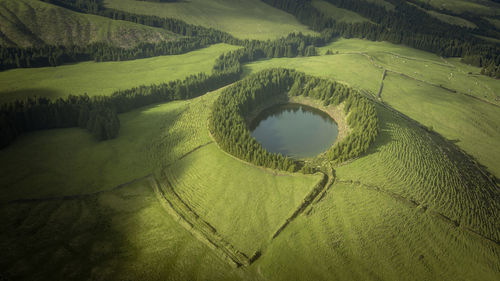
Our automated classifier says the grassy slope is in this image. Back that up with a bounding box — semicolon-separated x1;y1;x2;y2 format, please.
0;86;322;280
335;105;500;241
2;79;498;281
244;53;384;94
485;17;500;29
0;0;178;48
0;89;227;202
366;0;395;10
407;1;477;28
166;143;322;255
311;0;370;23
382;73;500;180
426;10;477;28
256;181;500;281
0;100;188;202
0;178;249;281
103;0;316;40
0;43;240;103
419;0;500;15
244;38;500;177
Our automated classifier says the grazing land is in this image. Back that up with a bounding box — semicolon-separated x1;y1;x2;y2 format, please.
0;0;178;48
0;44;239;103
103;0;316;40
244;38;500;178
418;0;500;15
311;0;370;23
1;1;500;280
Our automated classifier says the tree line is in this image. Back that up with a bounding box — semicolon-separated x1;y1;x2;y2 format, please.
262;0;500;77
0;68;239;148
0;30;324;148
1;0;328;71
209;68;379;173
0;96;120;147
0;38;221;71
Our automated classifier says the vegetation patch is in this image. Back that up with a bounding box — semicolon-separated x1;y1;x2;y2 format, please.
103;0;316;40
0;43;239;102
209;68;378;172
0;0;179;48
335;104;500;243
311;0;370;24
160;143;323;265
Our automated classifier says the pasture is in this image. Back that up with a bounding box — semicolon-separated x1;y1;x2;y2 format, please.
311;0;370;23
421;0;500;15
0;178;247;281
244;38;500;177
0;44;240;103
103;0;316;40
1;1;500;278
2;71;498;281
0;0;178;48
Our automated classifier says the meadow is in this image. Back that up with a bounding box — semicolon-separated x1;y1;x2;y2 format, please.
0;85;324;279
256;180;500;281
1;93;498;281
0;44;240;103
1;1;500;279
103;0;316;40
0;178;247;281
244;38;500;178
421;0;500;15
0;0;178;48
311;0;370;23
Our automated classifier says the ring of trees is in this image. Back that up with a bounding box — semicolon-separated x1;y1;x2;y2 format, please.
209;68;379;173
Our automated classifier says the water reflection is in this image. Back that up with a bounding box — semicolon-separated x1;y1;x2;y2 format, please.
250;103;338;158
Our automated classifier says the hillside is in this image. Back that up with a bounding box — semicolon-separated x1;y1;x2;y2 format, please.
103;0;316;40
0;0;179;48
0;0;500;280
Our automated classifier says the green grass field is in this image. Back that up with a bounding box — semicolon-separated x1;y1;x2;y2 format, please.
0;100;189;202
164;143;323;256
244;38;500;178
244;53;384;94
426;10;477;28
335;105;500;242
311;0;370;23
0;43;240;103
256;181;500;281
1;2;500;279
420;0;500;15
365;0;395;10
0;0;178;48
382;73;500;178
103;0;316;40
2;75;498;281
0;178;247;281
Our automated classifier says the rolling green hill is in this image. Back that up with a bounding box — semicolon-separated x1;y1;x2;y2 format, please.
0;0;179;48
416;0;500;15
1;73;498;280
1;1;500;280
244;38;500;178
0;43;239;103
311;0;371;23
103;0;316;40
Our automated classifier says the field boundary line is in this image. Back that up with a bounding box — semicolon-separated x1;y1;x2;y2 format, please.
271;171;330;239
177;141;214;162
151;176;257;267
4;174;153;205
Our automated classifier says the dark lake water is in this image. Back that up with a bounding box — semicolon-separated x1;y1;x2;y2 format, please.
250;103;338;158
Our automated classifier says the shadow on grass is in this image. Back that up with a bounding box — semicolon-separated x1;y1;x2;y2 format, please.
0;88;65;104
